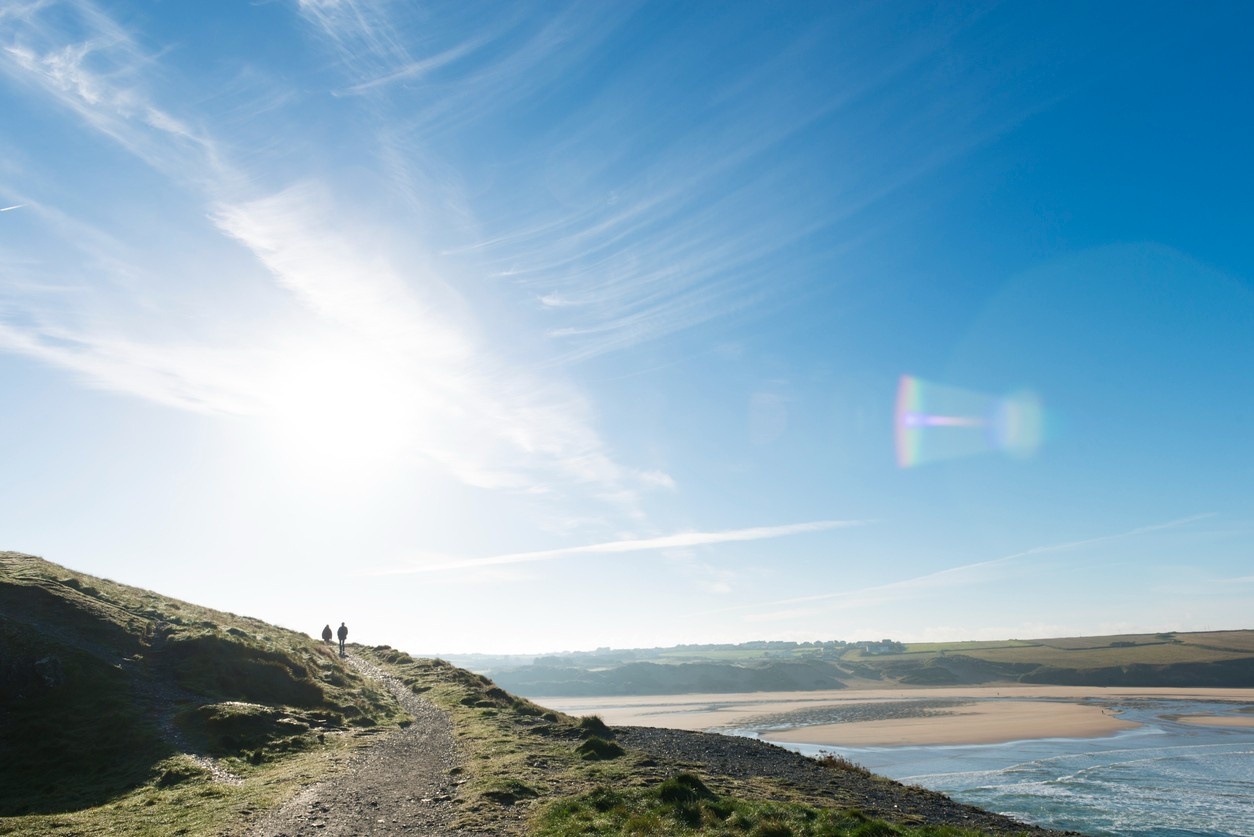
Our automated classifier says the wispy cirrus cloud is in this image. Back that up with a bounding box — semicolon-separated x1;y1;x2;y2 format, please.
0;0;255;413
0;317;261;415
212;182;666;506
290;2;811;362
0;0;220;181
369;519;870;575
405;4;1054;364
0;0;670;520
722;513;1219;620
0;0;1077;545
297;0;636;128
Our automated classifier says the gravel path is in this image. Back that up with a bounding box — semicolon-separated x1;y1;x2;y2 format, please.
243;655;1071;836
245;654;465;836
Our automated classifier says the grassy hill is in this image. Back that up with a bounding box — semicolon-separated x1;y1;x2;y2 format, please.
480;631;1254;696
0;552;411;833
0;552;1077;835
2;549;1068;837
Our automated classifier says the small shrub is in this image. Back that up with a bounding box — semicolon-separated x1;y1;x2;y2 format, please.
586;786;626;813
178;703;318;759
815;751;872;776
577;714;615;740
164;633;324;707
511;698;547;716
575;735;625;760
154;758;209;788
481;778;540;805
657;773;714;805
536;777;929;837
373;647;416;665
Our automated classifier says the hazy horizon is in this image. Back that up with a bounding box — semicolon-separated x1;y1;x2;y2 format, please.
427;628;1249;662
2;2;1252;655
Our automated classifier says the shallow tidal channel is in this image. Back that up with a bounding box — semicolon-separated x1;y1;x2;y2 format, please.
748;700;1254;837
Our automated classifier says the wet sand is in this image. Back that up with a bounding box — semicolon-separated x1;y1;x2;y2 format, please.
538;686;1254;747
760;699;1137;746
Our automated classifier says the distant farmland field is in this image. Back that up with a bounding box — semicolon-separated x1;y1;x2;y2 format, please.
482;630;1254;696
959;643;1245;668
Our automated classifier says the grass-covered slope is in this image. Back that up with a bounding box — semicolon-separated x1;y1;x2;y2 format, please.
852;632;1254;687
499;659;849;696
356;647;1044;836
486;631;1254;696
2;554;1057;836
0;552;405;828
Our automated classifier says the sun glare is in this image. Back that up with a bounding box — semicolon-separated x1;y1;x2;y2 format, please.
260;338;426;479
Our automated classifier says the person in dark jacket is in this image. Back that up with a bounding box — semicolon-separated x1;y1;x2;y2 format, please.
336;622;348;654
321;624;333;644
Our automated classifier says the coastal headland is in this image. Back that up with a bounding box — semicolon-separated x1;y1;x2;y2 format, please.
5;552;1081;836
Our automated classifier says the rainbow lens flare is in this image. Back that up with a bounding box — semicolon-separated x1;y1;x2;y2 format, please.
895;375;1044;467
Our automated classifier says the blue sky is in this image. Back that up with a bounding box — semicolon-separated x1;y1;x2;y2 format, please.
2;0;1251;654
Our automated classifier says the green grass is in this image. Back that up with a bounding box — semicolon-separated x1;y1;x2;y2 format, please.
576;735;626;760
0;734;368;837
357;648;1033;836
357;647;606;831
8;552;1236;835
1181;631;1254;653
962;643;1246;667
900;641;1039;654
711;632;1253;682
654;648;852;665
0;552;411;834
492;630;1254;696
0;633;168;814
533;772;989;837
658;649;785;663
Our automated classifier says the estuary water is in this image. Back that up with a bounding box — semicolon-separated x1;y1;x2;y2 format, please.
758;701;1254;837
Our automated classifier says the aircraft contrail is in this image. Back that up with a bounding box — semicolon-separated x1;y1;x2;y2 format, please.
701;512;1218;617
371;518;872;575
0;204;25;212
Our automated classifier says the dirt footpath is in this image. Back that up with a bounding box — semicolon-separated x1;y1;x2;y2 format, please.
245;655;465;836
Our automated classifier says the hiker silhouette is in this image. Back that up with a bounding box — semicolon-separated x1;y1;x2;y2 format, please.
321;624;333;644
337;622;348;654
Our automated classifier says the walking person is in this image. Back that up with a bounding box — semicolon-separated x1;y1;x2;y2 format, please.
321;624;333;645
337;622;348;655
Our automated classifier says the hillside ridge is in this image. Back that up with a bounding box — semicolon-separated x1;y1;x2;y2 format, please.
3;552;1072;835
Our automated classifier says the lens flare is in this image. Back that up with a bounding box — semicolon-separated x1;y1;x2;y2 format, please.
895;375;1044;467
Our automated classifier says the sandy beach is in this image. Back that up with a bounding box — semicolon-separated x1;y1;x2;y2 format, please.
538;686;1254;747
759;698;1137;746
